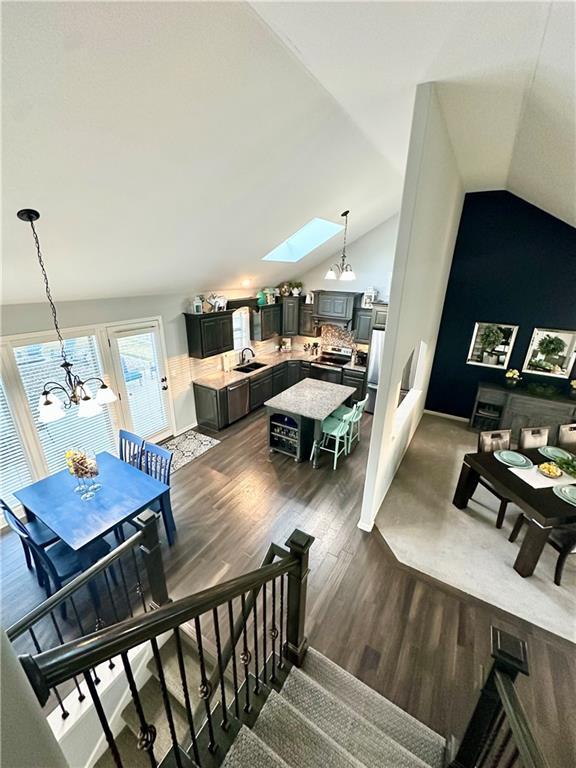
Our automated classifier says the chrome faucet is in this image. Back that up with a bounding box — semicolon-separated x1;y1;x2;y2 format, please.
240;347;255;364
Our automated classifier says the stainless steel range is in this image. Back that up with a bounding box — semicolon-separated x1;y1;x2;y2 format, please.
310;345;353;383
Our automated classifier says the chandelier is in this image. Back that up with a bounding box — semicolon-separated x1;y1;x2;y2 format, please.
17;209;117;423
324;210;356;281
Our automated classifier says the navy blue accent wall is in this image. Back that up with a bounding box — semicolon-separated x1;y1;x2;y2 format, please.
426;191;576;418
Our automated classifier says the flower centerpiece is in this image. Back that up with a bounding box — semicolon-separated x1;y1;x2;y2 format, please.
505;369;521;387
65;449;100;500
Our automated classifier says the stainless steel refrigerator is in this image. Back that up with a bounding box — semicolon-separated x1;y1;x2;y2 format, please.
365;329;385;413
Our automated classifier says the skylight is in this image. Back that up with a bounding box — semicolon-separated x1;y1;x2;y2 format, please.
262;218;343;263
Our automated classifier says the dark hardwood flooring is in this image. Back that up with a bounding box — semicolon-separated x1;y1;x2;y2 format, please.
1;409;574;766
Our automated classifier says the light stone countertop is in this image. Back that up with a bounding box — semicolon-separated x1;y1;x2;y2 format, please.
264;379;356;421
193;350;366;390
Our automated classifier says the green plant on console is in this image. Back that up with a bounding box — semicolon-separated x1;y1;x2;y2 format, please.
479;325;504;352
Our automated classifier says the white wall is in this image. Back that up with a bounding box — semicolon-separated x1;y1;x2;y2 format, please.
359;83;464;531
298;215;399;300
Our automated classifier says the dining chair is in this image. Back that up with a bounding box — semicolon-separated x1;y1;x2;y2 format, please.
558;423;576;451
346;394;369;453
518;426;550;450
2;501;112;615
312;410;355;470
475;429;513;528
1;498;59;574
140;442;176;542
509;515;576;586
119;429;145;467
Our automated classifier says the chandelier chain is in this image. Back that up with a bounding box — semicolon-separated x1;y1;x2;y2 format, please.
29;219;68;366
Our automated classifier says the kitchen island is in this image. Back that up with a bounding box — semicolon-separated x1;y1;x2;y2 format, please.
265;378;356;468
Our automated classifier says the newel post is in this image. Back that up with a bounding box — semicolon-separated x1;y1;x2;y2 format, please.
284;529;315;667
134;510;170;608
450;627;529;768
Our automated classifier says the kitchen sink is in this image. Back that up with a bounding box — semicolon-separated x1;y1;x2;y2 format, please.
234;362;267;373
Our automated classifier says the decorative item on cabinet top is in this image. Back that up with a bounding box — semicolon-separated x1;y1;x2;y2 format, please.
466;321;518;369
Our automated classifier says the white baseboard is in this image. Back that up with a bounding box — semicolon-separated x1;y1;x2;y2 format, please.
423;409;469;423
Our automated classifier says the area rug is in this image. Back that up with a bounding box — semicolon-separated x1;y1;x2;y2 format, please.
161;429;220;472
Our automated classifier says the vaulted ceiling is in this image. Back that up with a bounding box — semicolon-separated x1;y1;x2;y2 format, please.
2;2;574;305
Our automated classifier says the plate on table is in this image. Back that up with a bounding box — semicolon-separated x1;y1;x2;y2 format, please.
494;450;533;469
538;446;574;461
552;485;576;507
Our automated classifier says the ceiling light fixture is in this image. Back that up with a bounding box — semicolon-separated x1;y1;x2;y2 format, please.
324;210;355;281
17;209;117;424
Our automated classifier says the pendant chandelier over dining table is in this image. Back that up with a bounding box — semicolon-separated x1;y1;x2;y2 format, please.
324;210;356;281
17;209;117;423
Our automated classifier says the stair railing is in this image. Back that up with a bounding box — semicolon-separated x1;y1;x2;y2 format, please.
450;626;549;768
18;528;315;768
7;510;168;721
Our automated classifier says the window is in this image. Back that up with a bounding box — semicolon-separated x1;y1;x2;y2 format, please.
13;336;116;474
232;308;251;351
262;218;343;262
0;376;33;507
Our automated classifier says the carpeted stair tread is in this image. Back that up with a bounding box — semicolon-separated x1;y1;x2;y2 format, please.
121;676;190;762
281;666;432;768
146;634;235;718
222;726;290;768
253;690;365;768
302;648;445;768
95;726;149;768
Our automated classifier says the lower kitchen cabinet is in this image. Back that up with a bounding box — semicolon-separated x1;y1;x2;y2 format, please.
299;361;310;380
310;365;342;385
272;364;287;395
193;383;228;430
286;361;300;387
342;369;367;403
250;371;274;410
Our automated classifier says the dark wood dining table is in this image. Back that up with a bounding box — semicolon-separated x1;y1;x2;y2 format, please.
14;451;172;570
453;448;576;577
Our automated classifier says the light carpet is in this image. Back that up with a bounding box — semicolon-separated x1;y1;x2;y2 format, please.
162;428;220;472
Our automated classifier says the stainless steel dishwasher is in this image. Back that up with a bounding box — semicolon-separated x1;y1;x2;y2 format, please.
227;379;250;423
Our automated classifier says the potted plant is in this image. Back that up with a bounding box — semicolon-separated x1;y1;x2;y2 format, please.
479;325;504;365
505;369;521;388
290;281;303;296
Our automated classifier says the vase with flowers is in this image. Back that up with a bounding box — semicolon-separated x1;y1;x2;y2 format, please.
505;369;521;388
66;449;100;500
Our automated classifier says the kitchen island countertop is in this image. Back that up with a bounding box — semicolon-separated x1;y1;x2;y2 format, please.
264;379;356;422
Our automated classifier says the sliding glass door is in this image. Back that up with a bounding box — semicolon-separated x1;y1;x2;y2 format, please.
106;322;171;441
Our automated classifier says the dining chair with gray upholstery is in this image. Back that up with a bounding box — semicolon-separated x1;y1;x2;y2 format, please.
519;426;550;450
475;429;512;528
558;423;576;451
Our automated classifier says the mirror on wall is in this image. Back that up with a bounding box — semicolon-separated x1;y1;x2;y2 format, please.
522;328;576;379
466;322;519;369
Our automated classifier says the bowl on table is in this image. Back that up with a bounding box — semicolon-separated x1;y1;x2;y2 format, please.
537;462;563;479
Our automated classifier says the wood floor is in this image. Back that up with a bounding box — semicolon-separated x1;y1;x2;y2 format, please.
2;409;574;767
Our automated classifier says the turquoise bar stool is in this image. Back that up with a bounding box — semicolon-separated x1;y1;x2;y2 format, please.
345;394;369;452
311;409;355;470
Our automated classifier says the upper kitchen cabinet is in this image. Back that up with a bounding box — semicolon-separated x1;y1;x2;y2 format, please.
352;309;373;344
299;303;319;337
184;311;234;359
251;303;281;341
313;291;362;323
372;302;389;330
282;296;301;336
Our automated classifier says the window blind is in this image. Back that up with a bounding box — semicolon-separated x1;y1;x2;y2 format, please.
13;336;116;475
0;376;33;507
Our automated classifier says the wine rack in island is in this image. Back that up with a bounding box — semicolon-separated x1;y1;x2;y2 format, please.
268;411;314;462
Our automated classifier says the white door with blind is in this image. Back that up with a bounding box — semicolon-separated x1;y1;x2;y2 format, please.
106;322;172;441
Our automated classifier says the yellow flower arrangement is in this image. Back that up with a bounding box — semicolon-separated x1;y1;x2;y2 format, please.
505;369;521;380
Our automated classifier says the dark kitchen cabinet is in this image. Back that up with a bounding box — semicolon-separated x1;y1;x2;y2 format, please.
251;304;281;342
310;365;342;385
193;383;228;430
282;297;301;336
313;291;361;322
250;371;274;411
353;309;373;344
342;369;367;404
272;363;287;395
286;361;301;387
299;303;319;337
185;311;234;359
372;303;389;330
299;361;311;381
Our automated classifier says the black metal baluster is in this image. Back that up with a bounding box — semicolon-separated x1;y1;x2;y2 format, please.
131;549;147;612
503;746;519;768
70;596;101;685
212;606;229;731
478;711;505;768
194;615;216;753
173;628;201;766
103;570;120;624
227;600;240;719
121;652;157;768
270;578;277;682
489;726;512;768
49;612;85;702
117;556;134;618
252;589;260;694
262;582;267;685
84;671;123;768
29;628;69;719
240;593;251;714
150;637;183;768
279;574;285;669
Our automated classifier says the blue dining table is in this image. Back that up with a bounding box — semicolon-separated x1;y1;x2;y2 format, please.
14;451;174;569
